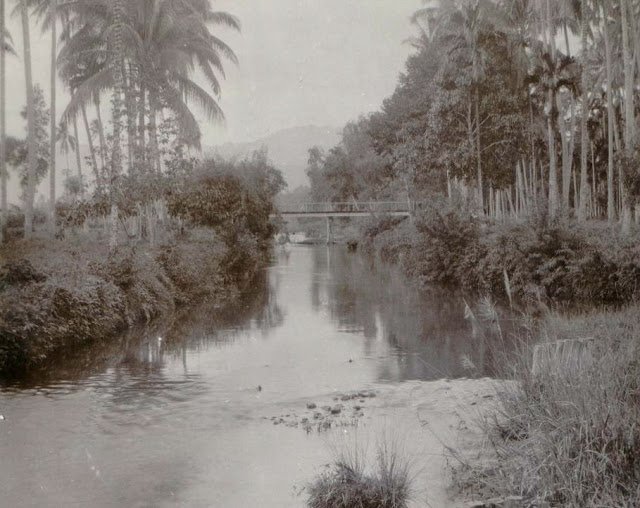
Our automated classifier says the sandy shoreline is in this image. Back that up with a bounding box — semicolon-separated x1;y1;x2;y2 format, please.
267;377;508;507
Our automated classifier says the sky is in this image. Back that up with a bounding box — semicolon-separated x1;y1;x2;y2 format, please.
5;0;422;143
3;0;422;202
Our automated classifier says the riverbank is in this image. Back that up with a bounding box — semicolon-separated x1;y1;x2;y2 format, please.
355;206;640;506
361;202;640;307
292;378;509;507
299;304;640;507
0;228;267;378
447;304;640;507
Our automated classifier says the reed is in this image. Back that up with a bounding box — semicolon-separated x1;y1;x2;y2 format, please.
307;435;414;508
453;305;640;506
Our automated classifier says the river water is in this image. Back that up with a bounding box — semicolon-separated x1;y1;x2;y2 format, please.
0;246;504;507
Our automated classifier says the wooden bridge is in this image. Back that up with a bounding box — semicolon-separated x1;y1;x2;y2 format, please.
276;201;414;218
274;201;415;243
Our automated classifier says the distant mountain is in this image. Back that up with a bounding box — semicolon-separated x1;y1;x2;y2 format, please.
207;125;341;189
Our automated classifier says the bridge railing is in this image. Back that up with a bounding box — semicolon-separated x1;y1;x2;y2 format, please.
295;201;412;214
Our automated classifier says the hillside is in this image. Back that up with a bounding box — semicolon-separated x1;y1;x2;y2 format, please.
208;125;341;189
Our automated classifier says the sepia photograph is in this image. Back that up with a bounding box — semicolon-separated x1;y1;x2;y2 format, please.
1;0;640;506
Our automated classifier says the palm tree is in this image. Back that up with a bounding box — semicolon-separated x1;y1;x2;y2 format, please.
0;0;15;243
620;0;635;231
16;0;38;239
49;0;57;233
0;0;4;243
544;0;560;218
438;0;504;212
56;121;77;179
28;0;62;233
57;17;108;192
527;45;579;219
108;0;125;251
59;0;240;164
601;0;616;221
577;0;591;221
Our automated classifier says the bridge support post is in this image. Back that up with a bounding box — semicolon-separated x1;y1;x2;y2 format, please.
326;217;333;244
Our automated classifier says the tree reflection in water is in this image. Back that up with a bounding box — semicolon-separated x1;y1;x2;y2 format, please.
311;246;517;381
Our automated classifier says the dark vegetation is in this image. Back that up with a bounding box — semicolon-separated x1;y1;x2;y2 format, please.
361;201;640;308
0;154;284;378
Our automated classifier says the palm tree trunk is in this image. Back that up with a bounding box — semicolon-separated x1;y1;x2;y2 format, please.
559;25;573;213
72;116;83;192
123;61;136;175
95;96;107;173
475;87;483;213
621;0;635;232
109;0;126;252
138;79;146;168
148;87;161;173
0;0;6;244
560;97;571;211
48;0;57;235
546;0;559;220
21;0;36;239
81;102;99;190
603;0;616;222
577;0;590;222
547;93;559;219
591;141;597;217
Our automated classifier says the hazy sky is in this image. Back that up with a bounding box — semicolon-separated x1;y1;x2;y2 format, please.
5;0;422;144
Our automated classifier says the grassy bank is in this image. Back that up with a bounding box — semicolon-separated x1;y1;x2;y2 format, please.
452;306;640;506
0;228;266;378
358;204;640;506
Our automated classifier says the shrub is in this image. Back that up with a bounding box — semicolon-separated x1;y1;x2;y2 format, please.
455;307;640;507
362;207;640;307
307;438;413;508
0;259;47;287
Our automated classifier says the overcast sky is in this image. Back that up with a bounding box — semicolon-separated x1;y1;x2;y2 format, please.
5;0;422;144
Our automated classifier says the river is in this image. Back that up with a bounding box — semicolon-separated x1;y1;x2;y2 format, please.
0;245;507;507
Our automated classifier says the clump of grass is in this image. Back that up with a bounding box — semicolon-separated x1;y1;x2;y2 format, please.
454;305;640;507
307;437;413;508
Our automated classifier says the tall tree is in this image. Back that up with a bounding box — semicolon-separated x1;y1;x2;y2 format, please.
108;0;125;251
601;0;616;221
577;0;590;221
49;0;57;232
0;0;12;243
28;0;62;232
17;0;37;239
620;0;635;231
545;0;560;219
439;0;503;212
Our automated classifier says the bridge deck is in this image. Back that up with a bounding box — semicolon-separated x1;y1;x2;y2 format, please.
278;210;411;218
276;201;414;218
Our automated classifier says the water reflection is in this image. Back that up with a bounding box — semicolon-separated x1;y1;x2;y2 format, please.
5;268;282;391
310;247;512;381
0;245;516;508
5;246;510;391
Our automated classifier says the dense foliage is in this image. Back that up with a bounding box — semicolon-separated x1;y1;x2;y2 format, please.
363;202;640;307
308;0;640;229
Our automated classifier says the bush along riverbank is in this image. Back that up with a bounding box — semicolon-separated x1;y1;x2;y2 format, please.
0;229;266;378
0;155;285;379
361;199;640;308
